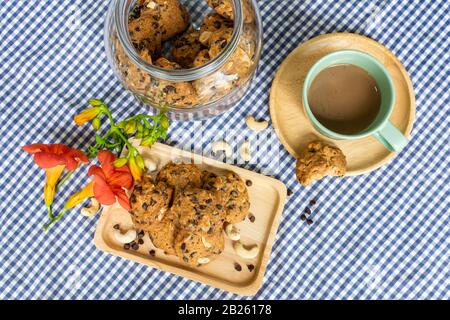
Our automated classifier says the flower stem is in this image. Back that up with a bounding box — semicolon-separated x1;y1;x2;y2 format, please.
56;170;75;191
43;208;67;231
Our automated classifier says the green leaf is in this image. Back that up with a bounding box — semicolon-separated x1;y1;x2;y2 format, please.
95;134;104;146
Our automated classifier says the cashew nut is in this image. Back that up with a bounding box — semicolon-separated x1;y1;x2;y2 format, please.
224;223;240;241
239;140;251;162
199;31;212;45
144;156;158;172
245;116;268;132
212;140;232;157
201;236;212;248
197;257;210;265
113;228;137;244
233;241;259;259
80;198;100;217
146;1;157;9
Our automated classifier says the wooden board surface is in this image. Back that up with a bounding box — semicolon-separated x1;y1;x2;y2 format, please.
270;32;416;175
94;142;287;296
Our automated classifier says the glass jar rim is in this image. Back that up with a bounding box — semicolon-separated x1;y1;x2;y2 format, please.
114;0;244;82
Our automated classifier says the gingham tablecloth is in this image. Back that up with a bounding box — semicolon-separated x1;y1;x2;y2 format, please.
0;0;449;300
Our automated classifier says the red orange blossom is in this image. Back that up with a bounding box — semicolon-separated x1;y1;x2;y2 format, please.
22;144;89;207
44;151;134;230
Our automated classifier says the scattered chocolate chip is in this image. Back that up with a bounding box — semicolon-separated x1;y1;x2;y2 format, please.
248;213;255;223
234;262;242;272
138;230;145;238
138;238;144;245
304;207;311;215
113;224;120;230
300;214;306;221
149;249;156;257
247;264;255;272
287;189;293;196
132;243;139;250
309;199;317;206
245;180;252;187
124;243;130;250
306;219;314;225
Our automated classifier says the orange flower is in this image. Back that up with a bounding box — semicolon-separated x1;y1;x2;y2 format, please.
87;151;133;210
74;107;101;126
22;144;89;206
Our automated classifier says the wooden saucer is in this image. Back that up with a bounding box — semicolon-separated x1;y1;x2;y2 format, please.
269;33;415;175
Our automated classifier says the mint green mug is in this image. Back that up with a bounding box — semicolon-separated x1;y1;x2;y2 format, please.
302;50;408;152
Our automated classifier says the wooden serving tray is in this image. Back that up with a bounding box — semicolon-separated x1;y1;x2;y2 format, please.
94;142;287;296
270;33;416;175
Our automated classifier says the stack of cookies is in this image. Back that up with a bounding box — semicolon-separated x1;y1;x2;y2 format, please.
129;162;250;266
116;0;256;106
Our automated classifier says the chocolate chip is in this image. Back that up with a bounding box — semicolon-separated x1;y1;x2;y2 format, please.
304;207;311;215
245;180;252;186
181;243;187;252
247;264;255;272
113;224;120;230
132;243;139;250
248;213;255;223
205;198;212;204
287;189;293;196
234;262;242;272
300;214;306;221
306;219;314;225
309;199;317;206
207;226;214;234
142;202;148;210
138;230;145;238
199;205;207;210
138;239;144;245
124;243;130;250
149;249;156;256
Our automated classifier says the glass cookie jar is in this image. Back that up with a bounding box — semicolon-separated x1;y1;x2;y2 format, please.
104;0;263;120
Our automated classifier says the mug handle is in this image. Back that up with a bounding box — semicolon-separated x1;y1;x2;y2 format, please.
373;120;408;152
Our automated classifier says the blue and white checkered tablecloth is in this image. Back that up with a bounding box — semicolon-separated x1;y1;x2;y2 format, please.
0;0;449;300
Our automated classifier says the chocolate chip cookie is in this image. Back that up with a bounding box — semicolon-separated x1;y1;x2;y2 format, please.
153;57;199;106
171;187;225;232
146;210;178;255
203;170;250;224
296;141;347;186
129;176;174;228
156;161;203;189
171;29;205;68
174;228;224;266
